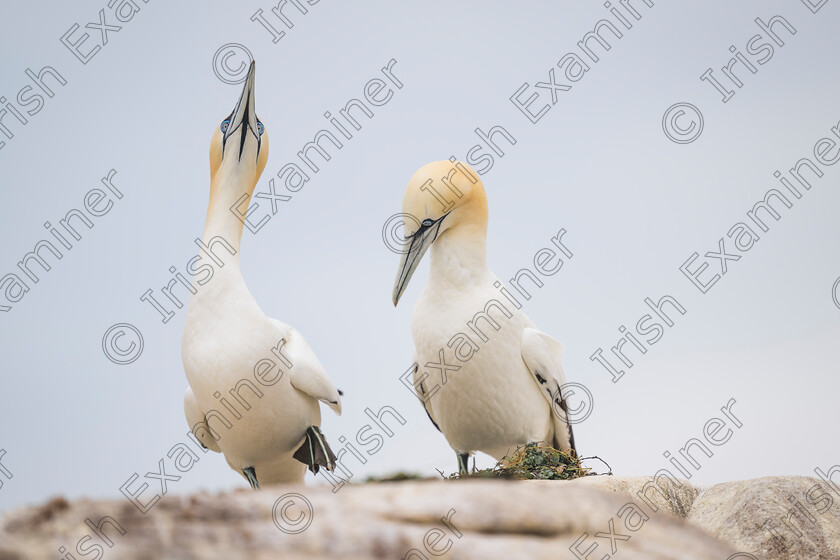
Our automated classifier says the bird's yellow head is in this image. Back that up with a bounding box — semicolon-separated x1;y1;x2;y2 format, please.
209;61;269;194
392;160;487;305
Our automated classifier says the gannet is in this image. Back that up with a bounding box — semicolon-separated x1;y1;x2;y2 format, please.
181;62;342;488
392;161;577;473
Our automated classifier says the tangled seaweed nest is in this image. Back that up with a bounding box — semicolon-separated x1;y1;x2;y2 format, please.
364;445;610;484
496;444;591;480
451;444;608;481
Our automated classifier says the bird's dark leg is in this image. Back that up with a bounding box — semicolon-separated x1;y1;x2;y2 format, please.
456;452;470;475
292;426;338;475
243;466;260;490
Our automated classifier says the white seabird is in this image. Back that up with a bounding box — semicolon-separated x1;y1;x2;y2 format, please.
392;160;577;473
182;62;342;488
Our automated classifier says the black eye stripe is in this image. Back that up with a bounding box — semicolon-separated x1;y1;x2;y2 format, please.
219;110;263;161
413;218;436;237
413;214;449;237
221;111;234;151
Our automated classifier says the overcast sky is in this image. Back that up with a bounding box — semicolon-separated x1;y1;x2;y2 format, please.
1;0;839;514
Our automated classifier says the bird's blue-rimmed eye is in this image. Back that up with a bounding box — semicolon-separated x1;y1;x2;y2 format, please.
257;120;265;136
421;219;434;227
220;119;230;133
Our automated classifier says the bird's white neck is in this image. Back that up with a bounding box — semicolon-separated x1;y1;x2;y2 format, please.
203;166;259;256
428;224;491;288
202;191;248;256
193;173;257;297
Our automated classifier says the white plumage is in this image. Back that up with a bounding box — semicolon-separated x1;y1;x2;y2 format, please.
181;62;341;488
393;161;575;471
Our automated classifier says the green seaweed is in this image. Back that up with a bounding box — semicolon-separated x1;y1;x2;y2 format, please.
452;444;593;481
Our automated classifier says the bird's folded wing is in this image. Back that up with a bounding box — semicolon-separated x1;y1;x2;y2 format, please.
273;321;342;415
520;328;576;453
184;386;221;452
412;362;442;433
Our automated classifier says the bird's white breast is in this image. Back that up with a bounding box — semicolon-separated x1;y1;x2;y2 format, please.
412;279;552;458
181;275;318;470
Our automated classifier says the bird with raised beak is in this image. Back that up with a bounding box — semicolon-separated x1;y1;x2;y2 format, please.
181;62;342;489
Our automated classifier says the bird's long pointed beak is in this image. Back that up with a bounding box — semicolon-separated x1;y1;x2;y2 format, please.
392;220;443;306
224;61;259;159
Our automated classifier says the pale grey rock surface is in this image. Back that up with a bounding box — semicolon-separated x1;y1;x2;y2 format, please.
564;474;702;517
0;478;737;560
687;475;840;560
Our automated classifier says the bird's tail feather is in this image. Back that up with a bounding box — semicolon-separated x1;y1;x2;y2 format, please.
293;426;337;475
